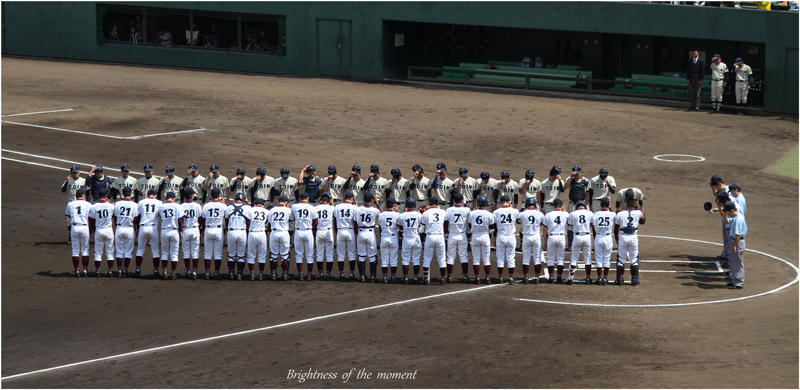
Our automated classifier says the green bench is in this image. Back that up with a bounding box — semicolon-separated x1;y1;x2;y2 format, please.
439;66;577;88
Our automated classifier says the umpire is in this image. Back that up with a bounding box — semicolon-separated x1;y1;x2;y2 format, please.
86;165;113;203
686;50;705;111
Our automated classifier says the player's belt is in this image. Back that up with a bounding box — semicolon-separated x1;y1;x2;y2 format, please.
72;223;87;226
140;224;155;226
185;225;199;229
297;228;312;231
249;229;265;233
426;233;443;236
359;227;374;231
596;233;610;236
549;233;564;236
206;225;222;228
574;232;590;236
317;227;331;231
228;228;246;231
522;233;539;236
713;79;723;81
338;226;353;230
162;227;177;230
545;202;554;205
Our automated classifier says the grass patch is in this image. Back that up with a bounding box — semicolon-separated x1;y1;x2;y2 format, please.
764;145;799;179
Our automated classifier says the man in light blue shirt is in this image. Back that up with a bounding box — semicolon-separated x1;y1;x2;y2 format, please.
724;202;747;289
728;183;746;217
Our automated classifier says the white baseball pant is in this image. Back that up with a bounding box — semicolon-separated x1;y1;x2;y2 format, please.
495;234;517;268
423;234;446;268
357;228;377;263
136;226;160;258
617;234;639;267
269;230;290;262
735;81;748;104
71;225;90;257
93;227;114;261
203;227;224;260
711;79;724;102
547;234;566;266
227;230;247;263
181;228;200;260
471;233;491;266
570;233;592;266
315;228;335;263
160;229;180;262
401;236;422;266
114;227;135;259
336;228;356;262
521;233;542;265
594;234;613;268
380;235;399;267
293;229;315;264
247;231;268;264
446;232;468;265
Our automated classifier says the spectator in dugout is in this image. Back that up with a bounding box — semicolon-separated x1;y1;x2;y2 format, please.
157;27;173;46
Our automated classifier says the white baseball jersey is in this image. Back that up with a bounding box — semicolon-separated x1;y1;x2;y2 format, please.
110;175;137;198
66;199;92;225
432;177;456;204
159;176;183;200
229;176;253;198
542;210;569;235
246;206;268;232
446;206;470;234
592;210;615;235
457;177;480;204
321;175;348;202
410;176;430;202
206;175;230;195
616;187;644;209
710;62;728;80
567;208;594;234
334;203;358;229
136;176;160;198
421;207;447;234
589;175;616;200
346;178;367;205
181;201;202;228
315;204;335;230
388;178;410;204
519;178;542;203
138;197;163;226
182;175;206;202
540;178;563;203
63;177;87;203
493;207;519;235
251;176;276;202
468;209;495;235
290;202;317;229
201;200;226;227
366;176;391;205
355;205;380;228
378;211;400;237
267;205;291;231
518;208;544;235
497;180;520;203
158;201;183;230
615;209;644;234
113;199;139;228
477;178;499;205
225;202;251;230
89;201;115;229
398;210;423;238
276;177;299;201
734;64;752;82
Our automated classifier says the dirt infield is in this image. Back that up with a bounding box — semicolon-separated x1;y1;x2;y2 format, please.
2;57;798;388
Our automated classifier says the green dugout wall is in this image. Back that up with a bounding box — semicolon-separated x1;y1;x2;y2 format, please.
2;2;797;113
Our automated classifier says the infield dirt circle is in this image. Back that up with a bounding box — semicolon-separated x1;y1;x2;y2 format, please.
2;58;797;388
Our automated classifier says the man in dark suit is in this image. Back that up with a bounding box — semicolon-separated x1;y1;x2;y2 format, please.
686;50;705;111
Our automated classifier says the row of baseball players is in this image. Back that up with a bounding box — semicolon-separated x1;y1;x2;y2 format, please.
709;175;748;289
65;179;646;285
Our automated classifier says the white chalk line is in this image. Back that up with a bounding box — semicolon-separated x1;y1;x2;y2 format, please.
1;157;71;172
0;283;504;381
1;108;74;117
653;154;706;162
515;235;799;308
1;150;160;179
1;120;210;140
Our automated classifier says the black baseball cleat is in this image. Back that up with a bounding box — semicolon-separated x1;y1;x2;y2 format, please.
728;284;743;289
135;270;142;277
96;270;102;278
585;277;593;285
412;277;420;285
615;277;624;286
153;269;159;276
474;277;481;285
531;277;540;284
424;278;430;286
595;278;603;285
271;273;277;281
522;277;529;284
403;277;410;285
282;273;289;281
307;274;313;281
191;272;197;280
382;277;388;284
75;270;81;278
229;272;235;280
171;273;177;280
485;277;491;285
631;276;640;286
462;276;469;284
439;278;445;285
107;271;113;278
566;278;573;285
82;270;89;277
359;275;366;283
446;276;453;284
508;277;514;284
370;276;377;283
548;277;555;284
390;277;398;284
556;276;563;284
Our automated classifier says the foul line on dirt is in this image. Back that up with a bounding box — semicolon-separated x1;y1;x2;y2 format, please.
1;150;159;179
0;283;504;381
515;235;799;308
1;108;74;117
1;120;210;140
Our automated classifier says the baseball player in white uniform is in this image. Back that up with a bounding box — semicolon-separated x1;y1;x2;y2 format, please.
249;166;276;208
246;199;269;280
66;189;92;277
89;189;115;277
408;164;431;208
113;187;139;277
542;198;569;283
290;192;318;281
109;164;137;201
377;197;400;283
314;193;336;280
364;164;390;210
420;196;448;285
136;189;162;277
445;193;470;282
455;167;481;210
496;171;520;209
540;166;565;214
135;163;159;203
276;167;300;236
267;196;292;280
733;57;753;115
430;162;456;210
567;201;593;284
321;165;348;206
355;192;381;282
201;188;227;279
229;167;252;203
397;198;423;284
180;164;206;204
588;168;616;212
343;165;367;206
476;171;499;211
493;195;519;283
334;192;358;280
226;193;251;280
616;188;644;212
158;191;183;279
62;165;87;244
468;196;495;284
591;198;615;285
518;197;544;283
203;164;229;204
158;166;182;201
388;167;410;207
519;169;542;211
181;188;202;280
614;197;647;285
709;54;728;113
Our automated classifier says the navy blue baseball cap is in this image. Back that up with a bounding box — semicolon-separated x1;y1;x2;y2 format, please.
122;187;133;196
344;192;354;200
234;193;245;201
572;165;581;173
386;197;396;208
436;162;446;171
120;164;130;172
723;201;737;211
307;165;316;172
278;195;289;203
405;197;417;208
236;167;245;175
254;199;265;205
364;192;374;202
280;167;289;178
453;193;464;203
736;57;743;64
166;191;176;199
429;195;439;203
352;164;361;174
370;164;379;173
476;196;488;207
98;188;108;197
95;165;104;172
525;197;537;208
70;165;80;173
391;167;401;178
728;183;741;191
210;164;220;173
499;195;510;202
189;163;198;172
298;192;309;199
257;166;267;176
553;198;563;206
599;167;609;178
76;188;86;197
412;164;422;173
144;163;154;172
328;165;337;175
210;188;221;197
480;171;490;180
165;165;175;174
459;167;468;178
525;169;535;180
183;187;195;196
600;198;610;208
500;170;510;179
